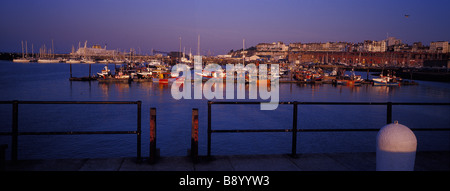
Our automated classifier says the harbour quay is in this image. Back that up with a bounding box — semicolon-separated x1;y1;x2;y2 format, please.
1;100;449;171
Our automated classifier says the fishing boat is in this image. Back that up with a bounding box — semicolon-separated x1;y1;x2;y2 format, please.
195;69;226;79
137;70;153;79
81;58;96;64
332;68;363;86
37;58;60;63
38;40;60;63
97;65;111;78
13;41;31;63
66;58;81;63
13;58;30;63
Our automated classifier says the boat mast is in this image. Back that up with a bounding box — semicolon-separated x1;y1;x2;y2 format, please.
51;39;54;58
179;36;182;62
21;41;24;58
242;38;245;65
197;35;200;56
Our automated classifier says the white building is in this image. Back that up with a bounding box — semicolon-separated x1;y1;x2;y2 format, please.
70;42;116;57
386;37;402;47
217;54;232;58
256;42;288;52
246;55;261;61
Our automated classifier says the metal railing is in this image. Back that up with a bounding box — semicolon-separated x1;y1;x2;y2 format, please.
0;100;142;162
207;101;450;157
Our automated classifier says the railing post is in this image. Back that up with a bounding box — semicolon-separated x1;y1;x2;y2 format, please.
136;101;141;162
191;108;199;163
207;101;212;157
387;102;392;124
0;144;7;171
12;100;18;162
292;101;298;157
149;107;157;164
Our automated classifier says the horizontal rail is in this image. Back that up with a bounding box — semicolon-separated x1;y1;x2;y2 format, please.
208;101;450;106
0;101;139;104
0;100;142;162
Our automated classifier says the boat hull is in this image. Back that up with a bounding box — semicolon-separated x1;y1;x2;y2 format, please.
66;60;81;64
13;59;30;63
38;59;60;63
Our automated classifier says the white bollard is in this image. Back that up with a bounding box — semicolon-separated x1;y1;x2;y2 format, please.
376;121;417;171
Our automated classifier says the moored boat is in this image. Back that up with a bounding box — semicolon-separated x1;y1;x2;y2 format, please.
372;74;400;86
37;58;60;63
66;58;81;64
97;65;112;78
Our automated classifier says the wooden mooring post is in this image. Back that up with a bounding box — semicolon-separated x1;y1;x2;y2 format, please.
149;108;157;164
191;108;199;163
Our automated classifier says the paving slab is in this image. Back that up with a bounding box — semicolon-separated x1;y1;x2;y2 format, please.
118;157;155;171
227;154;299;171
193;156;234;171
324;152;376;171
150;156;194;171
79;158;124;171
4;151;449;171
414;151;450;171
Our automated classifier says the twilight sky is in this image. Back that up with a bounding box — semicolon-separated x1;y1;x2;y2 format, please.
1;0;449;55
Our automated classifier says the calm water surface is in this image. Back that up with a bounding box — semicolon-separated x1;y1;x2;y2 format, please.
0;60;449;159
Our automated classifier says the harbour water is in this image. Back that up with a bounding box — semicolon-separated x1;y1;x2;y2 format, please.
0;60;449;160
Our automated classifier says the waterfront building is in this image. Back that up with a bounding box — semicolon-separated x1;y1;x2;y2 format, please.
256;42;289;52
429;41;449;53
70;42;116;57
386;37;402;47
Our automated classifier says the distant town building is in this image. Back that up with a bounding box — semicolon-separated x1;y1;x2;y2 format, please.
70;43;116;57
363;40;386;52
288;42;348;52
256;42;288;52
429;41;449;53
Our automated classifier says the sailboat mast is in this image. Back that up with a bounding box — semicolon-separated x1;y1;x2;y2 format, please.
179;37;182;61
21;41;24;58
51;39;54;58
242;38;245;65
197;35;200;56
